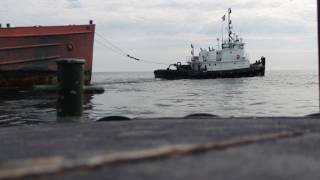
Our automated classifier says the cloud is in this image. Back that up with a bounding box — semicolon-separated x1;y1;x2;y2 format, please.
0;0;317;71
66;0;82;8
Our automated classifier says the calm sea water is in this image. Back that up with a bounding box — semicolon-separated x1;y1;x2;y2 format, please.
0;70;318;126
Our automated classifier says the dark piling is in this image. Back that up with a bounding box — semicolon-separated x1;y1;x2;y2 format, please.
56;59;85;122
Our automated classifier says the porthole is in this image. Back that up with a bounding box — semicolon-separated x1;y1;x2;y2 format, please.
67;42;74;51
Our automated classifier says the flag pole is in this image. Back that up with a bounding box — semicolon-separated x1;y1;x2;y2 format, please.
221;20;223;48
317;0;320;112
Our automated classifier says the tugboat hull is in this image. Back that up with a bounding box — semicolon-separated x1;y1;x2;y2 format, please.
154;59;265;80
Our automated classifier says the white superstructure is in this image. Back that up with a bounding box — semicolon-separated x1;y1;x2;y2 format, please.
188;8;250;72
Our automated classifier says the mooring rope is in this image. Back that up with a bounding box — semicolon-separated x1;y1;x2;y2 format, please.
96;32;128;56
95;32;168;65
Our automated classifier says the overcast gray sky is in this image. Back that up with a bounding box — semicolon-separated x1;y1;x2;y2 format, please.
0;0;317;72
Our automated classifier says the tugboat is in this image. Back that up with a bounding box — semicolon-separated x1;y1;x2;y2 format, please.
154;8;265;80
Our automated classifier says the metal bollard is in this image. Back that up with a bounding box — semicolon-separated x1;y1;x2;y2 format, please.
56;59;85;122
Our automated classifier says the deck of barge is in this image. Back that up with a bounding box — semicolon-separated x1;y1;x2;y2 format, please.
0;116;320;180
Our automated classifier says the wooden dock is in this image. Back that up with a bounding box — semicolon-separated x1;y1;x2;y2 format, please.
0;116;320;179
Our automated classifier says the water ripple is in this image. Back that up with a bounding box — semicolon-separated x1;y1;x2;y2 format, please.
0;70;318;127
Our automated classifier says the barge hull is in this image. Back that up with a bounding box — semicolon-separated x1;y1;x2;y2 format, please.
0;71;92;87
0;24;95;87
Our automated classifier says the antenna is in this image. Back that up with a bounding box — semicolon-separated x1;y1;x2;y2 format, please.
191;44;194;56
228;8;232;43
217;38;220;50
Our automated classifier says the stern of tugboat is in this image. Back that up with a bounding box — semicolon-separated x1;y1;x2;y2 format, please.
250;56;266;76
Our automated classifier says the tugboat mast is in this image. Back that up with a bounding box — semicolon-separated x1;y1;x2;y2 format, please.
228;8;232;43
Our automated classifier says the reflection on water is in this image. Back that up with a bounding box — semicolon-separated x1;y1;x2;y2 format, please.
0;91;56;126
0;70;319;127
0;91;94;127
